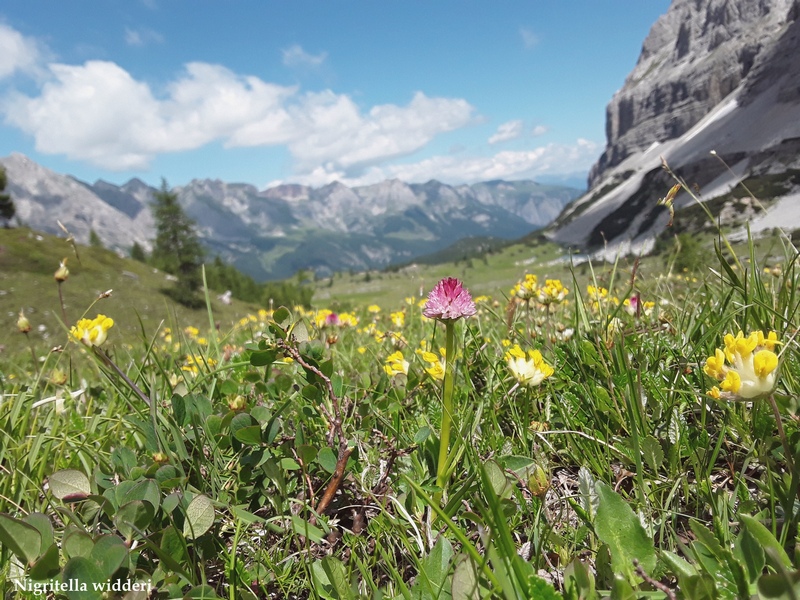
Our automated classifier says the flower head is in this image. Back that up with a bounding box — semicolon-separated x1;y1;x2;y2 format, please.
70;314;114;347
505;345;554;387
511;274;538;300
537;279;568;305
54;258;69;282
704;330;780;400
383;351;409;377
422;277;477;322
17;309;31;334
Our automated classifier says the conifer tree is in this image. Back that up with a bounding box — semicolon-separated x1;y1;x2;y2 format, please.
150;180;204;307
0;167;16;227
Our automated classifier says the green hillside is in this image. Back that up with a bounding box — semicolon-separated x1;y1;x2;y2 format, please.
0;227;265;360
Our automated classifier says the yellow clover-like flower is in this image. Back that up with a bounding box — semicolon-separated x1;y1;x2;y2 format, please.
512;274;539;300
505;345;554;387
704;330;780;400
383;351;409;377
537;279;569;305
70;314;114;347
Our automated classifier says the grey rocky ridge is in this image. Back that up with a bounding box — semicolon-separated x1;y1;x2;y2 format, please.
0;152;579;280
551;0;800;253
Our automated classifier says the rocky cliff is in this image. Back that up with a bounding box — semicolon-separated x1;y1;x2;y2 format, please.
590;0;793;187
553;0;800;251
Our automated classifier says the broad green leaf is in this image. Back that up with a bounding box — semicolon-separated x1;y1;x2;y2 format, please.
297;444;318;465
451;555;479;600
564;559;595;600
594;481;656;581
161;525;188;564
321;556;354;600
421;536;454;594
734;527;765;584
63;528;94;559
219;378;238;395
273;307;291;328
484;459;512;499
740;514;792;569
610;575;636;600
24;512;54;550
290;319;309;343
90;535;128;578
230;413;261;445
62;557;105;600
119;478;161;512
114;500;155;541
311;560;338;600
183;584;220;598
290;515;326;543
111;447;137;477
758;570;800;599
318;447;338;474
49;469;91;500
414;426;432;444
183;494;215;539
28;542;61;580
249;348;277;367
0;513;42;564
233;425;263;445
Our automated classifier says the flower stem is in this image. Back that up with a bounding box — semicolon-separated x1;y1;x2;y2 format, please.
767;393;794;474
435;321;456;505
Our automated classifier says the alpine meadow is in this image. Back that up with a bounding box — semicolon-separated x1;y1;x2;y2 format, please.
4;1;800;599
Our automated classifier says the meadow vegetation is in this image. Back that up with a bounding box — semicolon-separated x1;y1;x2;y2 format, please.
2;178;800;599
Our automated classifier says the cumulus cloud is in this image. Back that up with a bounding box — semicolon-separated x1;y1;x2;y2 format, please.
488;120;524;144
124;27;164;47
0;23;45;80
531;124;548;136
281;44;327;68
3;54;475;173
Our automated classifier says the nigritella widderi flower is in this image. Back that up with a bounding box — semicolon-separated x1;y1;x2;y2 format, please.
704;330;780;400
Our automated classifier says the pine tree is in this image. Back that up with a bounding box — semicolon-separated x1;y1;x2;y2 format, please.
130;241;147;262
150;180;204;307
0;167;16;227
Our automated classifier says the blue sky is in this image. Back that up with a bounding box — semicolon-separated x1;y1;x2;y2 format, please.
0;1;670;190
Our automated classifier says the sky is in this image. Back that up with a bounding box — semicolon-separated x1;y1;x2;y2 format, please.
0;1;671;190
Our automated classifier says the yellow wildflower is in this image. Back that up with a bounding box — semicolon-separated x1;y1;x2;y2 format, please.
537;279;568;305
506;348;554;387
512;274;538;300
384;351;409;377
390;311;405;329
704;330;780;400
70;314;114;347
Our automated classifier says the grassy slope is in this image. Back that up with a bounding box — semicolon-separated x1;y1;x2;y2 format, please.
0;227;264;361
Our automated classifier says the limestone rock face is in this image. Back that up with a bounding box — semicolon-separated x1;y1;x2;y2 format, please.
589;0;793;188
552;0;800;252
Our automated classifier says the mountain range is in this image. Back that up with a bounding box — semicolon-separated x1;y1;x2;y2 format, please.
0;152;579;280
551;0;800;254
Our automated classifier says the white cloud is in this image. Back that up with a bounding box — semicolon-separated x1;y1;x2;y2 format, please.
3;54;475;173
488;119;524;144
281;44;327;68
532;124;548;136
292;139;602;187
124;27;164;47
520;27;539;49
0;23;45;80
